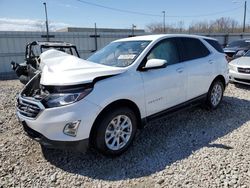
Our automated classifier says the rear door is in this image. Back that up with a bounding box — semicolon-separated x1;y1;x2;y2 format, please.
177;37;214;100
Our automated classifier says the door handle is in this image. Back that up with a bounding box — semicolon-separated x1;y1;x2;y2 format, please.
209;60;214;64
176;67;184;73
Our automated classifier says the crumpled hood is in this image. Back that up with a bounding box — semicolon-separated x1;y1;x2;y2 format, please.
230;56;250;67
39;49;126;86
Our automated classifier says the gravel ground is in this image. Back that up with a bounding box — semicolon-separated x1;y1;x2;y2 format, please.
0;80;250;188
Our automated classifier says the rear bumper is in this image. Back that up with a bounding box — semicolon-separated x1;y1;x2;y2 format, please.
22;121;89;152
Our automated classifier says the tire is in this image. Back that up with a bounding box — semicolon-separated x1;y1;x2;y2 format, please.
94;107;137;156
206;80;224;109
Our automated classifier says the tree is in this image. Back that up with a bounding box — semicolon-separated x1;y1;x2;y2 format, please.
146;21;185;33
146;17;247;34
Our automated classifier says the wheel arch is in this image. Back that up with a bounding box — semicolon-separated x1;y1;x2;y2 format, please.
206;74;226;109
89;99;143;145
211;75;226;89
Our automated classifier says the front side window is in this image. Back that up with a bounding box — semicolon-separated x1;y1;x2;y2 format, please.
87;41;151;67
147;39;180;65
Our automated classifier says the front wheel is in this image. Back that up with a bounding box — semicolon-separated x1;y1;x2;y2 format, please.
94;107;137;156
206;80;224;109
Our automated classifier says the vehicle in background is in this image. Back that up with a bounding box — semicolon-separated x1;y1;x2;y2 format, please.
16;34;229;156
224;39;250;61
11;41;80;84
229;50;250;85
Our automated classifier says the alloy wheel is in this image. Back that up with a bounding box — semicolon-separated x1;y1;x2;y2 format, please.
104;115;132;151
210;83;223;107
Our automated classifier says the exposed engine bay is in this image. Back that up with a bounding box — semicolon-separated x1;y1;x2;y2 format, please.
21;73;92;100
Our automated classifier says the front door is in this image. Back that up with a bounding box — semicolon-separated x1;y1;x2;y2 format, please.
140;38;187;116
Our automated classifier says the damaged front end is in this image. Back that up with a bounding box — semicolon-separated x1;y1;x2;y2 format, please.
17;73;46;119
17;73;92;152
16;48;125;120
17;73;93;119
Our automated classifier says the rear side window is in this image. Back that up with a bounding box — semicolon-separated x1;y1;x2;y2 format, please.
205;39;224;53
181;38;210;61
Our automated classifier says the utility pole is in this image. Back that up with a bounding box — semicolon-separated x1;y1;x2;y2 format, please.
243;1;247;32
162;11;166;33
43;2;49;41
94;23;98;51
131;24;136;36
90;23;100;52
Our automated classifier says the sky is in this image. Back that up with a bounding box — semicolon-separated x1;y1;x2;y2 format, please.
0;0;249;31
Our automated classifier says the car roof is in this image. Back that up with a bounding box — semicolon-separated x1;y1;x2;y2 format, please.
230;38;250;42
28;41;76;47
114;34;218;43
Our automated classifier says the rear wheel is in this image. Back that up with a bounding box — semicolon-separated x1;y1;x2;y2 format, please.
94;107;137;156
206;80;224;109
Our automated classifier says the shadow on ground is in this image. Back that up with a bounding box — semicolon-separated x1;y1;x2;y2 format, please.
234;83;250;90
42;96;250;181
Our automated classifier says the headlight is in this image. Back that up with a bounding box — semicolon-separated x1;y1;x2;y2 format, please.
228;63;237;71
42;88;92;108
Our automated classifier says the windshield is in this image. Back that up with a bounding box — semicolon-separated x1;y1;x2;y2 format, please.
244;50;250;57
41;46;77;56
227;40;250;48
87;41;151;67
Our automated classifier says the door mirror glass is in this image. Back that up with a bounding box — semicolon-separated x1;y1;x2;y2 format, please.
143;59;167;70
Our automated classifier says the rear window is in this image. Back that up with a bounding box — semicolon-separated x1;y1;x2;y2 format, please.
181;38;210;61
205;39;224;53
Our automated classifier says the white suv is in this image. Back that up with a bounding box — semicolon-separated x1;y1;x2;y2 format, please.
17;34;229;156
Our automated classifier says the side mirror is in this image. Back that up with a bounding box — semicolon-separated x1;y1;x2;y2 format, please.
143;59;167;70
